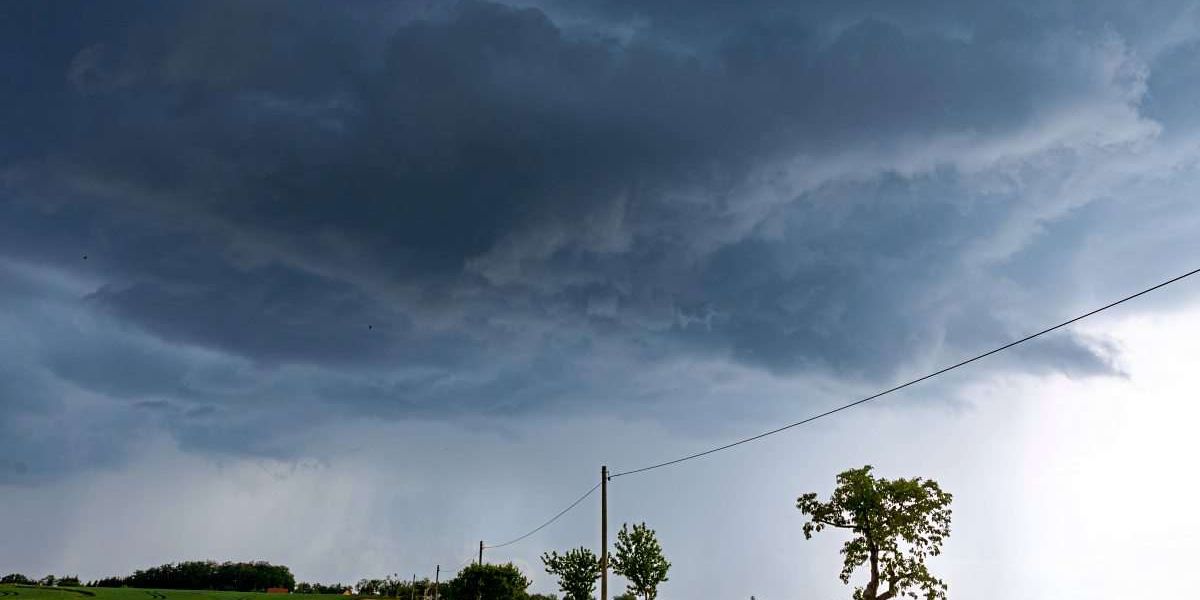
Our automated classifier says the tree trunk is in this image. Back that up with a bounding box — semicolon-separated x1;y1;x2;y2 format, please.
865;546;880;599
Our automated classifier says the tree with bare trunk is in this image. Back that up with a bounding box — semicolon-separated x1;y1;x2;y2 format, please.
797;465;952;600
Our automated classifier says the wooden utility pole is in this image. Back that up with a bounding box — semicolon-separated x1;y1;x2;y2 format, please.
477;541;484;600
409;574;415;600
601;464;609;600
433;565;439;600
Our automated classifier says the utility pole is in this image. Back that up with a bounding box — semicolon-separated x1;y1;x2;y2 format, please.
409;574;415;600
433;565;439;600
601;464;608;600
478;540;484;565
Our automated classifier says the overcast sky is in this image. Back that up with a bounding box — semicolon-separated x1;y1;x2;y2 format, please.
3;1;1200;598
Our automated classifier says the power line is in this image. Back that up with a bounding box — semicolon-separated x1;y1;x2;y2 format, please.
609;265;1200;478
482;265;1200;547
449;555;475;574
483;482;601;549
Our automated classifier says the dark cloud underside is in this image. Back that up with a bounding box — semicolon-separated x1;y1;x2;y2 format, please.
3;0;1197;483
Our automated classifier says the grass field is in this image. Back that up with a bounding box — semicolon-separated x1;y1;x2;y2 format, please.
0;587;348;600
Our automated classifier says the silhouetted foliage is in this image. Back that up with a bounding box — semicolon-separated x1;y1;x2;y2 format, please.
610;523;670;600
1;574;32;584
87;561;294;592
295;582;353;594
87;577;126;588
399;578;436;600
358;576;406;597
356;579;383;596
798;465;953;600
442;563;530;600
58;576;81;587
541;547;600;600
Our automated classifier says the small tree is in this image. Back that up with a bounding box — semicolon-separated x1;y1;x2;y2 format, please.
379;574;401;598
357;578;384;595
541;547;600;600
610;522;670;600
797;465;953;600
443;563;530;600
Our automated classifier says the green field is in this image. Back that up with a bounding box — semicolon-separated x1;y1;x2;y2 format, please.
0;587;349;600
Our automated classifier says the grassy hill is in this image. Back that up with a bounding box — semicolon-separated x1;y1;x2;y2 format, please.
0;587;348;600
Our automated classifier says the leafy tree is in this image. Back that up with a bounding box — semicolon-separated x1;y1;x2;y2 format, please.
357;578;384;595
102;561;294;592
378;574;402;597
296;582;352;594
442;563;530;600
58;576;81;587
39;575;57;587
797;465;953;600
541;547;600;600
610;523;670;600
392;578;434;600
1;574;31;584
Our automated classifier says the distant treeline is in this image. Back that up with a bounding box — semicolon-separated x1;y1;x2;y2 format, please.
87;561;294;592
294;582;351;594
7;562;561;599
2;574;81;586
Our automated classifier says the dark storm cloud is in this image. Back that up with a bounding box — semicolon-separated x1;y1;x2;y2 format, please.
1;0;1191;478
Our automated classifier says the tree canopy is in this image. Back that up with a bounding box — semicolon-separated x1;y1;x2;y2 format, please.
87;561;295;592
541;547;600;600
610;522;670;600
294;582;352;594
797;465;953;600
442;563;530;600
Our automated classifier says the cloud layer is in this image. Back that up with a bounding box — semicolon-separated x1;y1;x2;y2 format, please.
3;1;1200;596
